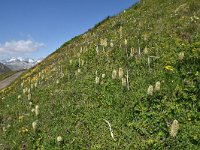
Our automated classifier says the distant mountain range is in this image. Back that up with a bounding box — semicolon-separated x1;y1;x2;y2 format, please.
0;57;43;71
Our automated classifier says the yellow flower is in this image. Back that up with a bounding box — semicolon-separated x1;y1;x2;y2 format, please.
164;65;174;71
19;127;29;133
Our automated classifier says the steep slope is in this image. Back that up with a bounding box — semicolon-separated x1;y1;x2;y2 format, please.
0;63;11;75
0;0;200;149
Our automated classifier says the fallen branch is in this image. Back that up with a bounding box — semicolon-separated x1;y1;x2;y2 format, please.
103;119;116;141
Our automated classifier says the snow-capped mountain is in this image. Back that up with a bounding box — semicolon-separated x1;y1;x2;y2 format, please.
0;57;43;71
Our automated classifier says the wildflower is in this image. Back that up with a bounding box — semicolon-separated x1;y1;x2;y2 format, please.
143;46;148;54
77;52;81;57
170;120;179;138
119;68;124;78
29;102;32;107
125;39;128;45
100;38;108;47
18;116;24;122
28;94;31;101
19;127;28;133
21;82;24;88
18;95;21;99
147;85;153;96
56;79;59;84
77;68;81;73
35;105;39;116
35;82;38;88
164;65;174;71
119;26;123;38
155;81;161;92
130;48;135;57
31;84;33;89
31;108;35;113
81;60;85;66
178;52;184;60
57;136;63;142
23;89;26;94
110;41;114;47
32;121;37;132
69;59;73;64
122;78;126;87
28;88;31;93
95;76;100;84
112;69;117;79
102;74;106;79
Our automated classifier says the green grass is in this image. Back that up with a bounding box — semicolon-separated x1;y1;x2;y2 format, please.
0;71;17;81
0;0;200;149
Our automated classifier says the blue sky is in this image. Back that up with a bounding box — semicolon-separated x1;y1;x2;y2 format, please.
0;0;138;60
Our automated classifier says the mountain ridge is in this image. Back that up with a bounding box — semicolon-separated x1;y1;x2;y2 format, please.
0;57;43;71
0;62;11;75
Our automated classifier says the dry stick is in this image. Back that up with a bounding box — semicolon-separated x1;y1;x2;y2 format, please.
148;56;160;72
103;119;116;141
124;44;129;90
126;68;130;90
78;58;81;67
138;39;141;56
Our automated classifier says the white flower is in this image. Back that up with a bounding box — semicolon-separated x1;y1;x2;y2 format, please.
102;74;106;78
31;108;35;112
95;76;100;84
147;85;153;96
170;120;179;138
57;136;63;142
112;69;117;79
35;105;39;116
119;68;124;78
124;39;128;45
178;52;184;60
122;78;126;87
77;68;81;73
28;94;31;101
18;95;21;99
29;102;33;106
155;81;161;92
32;121;37;131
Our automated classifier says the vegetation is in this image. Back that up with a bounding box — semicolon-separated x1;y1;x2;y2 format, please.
0;71;16;81
0;63;11;76
0;0;199;149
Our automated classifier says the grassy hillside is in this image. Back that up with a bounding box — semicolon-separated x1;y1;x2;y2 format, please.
0;0;200;149
0;63;11;75
0;71;16;82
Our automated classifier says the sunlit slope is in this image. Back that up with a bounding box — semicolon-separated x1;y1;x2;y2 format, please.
0;0;199;149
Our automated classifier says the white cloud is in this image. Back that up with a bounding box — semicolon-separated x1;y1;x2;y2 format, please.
0;40;45;54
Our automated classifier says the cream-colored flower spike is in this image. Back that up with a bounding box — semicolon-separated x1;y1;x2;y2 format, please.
95;76;100;84
112;70;117;79
57;136;63;142
155;81;161;92
28;94;31;101
125;39;128;45
118;68;124;79
143;46;148;54
147;85;153;96
35;105;39;117
32;121;37;132
102;74;106;79
122;78;126;87
170;120;179;138
178;52;184;60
